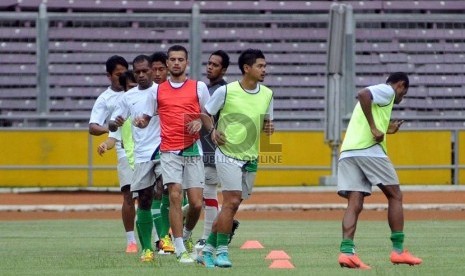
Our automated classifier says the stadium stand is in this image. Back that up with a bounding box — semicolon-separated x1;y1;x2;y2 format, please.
0;1;465;129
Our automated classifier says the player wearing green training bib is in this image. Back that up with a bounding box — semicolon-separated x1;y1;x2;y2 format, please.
199;49;274;269
337;72;422;269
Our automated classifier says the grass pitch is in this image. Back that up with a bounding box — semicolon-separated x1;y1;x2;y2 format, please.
1;219;464;275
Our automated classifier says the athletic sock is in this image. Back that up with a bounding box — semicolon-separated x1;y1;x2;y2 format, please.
174;237;186;256
160;194;170;238
390;231;405;253
216;232;230;255
340;239;355;254
202;198;219;240
183;226;192;241
151;199;162;241
203;232;217;254
126;231;136;244
136;208;153;251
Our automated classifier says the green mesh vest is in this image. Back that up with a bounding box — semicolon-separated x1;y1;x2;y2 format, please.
341;97;394;154
217;81;273;161
121;118;134;169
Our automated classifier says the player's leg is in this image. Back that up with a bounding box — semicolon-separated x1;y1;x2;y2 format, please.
117;157;137;253
161;152;192;262
121;185;137;253
337;157;371;269
182;156;204;255
151;177;163;249
210;160;244;268
201;166;219;242
132;161;156;262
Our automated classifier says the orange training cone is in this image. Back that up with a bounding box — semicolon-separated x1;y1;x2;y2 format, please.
265;250;291;260
240;240;264;249
269;260;295;269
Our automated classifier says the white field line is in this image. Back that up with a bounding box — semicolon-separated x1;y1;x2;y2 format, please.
2;203;465;212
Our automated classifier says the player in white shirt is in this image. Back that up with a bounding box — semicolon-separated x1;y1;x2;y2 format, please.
88;55;138;254
109;55;161;263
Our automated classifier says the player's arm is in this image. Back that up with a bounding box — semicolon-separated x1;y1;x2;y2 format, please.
97;137;117;156
89;123;109;136
134;90;156;128
109;97;129;131
204;85;226;145
89;97;110;135
358;88;384;143
387;120;404;134
262;97;274;136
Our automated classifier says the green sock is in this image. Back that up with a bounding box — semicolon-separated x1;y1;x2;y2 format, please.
340;239;355;254
160;194;170;238
217;232;230;254
390;231;404;252
151;199;162;240
206;232;218;247
136;208;154;251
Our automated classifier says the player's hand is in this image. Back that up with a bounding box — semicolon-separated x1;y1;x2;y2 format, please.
387;120;404;134
371;127;384;143
212;129;226;146
133;114;150;128
263;119;274;136
108;121;118;132
186;118;202;134
97;143;108;156
114;115;126;127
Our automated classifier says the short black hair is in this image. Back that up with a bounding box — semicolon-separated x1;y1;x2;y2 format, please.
118;70;136;91
167;44;188;60
132;55;151;67
150;51;167;65
386;72;409;89
210;50;230;69
106;55;128;74
238;48;265;74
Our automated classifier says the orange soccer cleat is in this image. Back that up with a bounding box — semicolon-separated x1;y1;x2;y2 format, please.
125;242;138;253
338;253;371;270
390;250;422;266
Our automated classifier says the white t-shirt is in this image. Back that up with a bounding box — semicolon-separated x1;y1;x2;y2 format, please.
339;83;394;159
111;83;161;163
89;87;126;159
205;84;274;120
142;79;210;154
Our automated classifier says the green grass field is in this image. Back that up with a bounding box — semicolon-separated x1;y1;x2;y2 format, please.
1;219;465;275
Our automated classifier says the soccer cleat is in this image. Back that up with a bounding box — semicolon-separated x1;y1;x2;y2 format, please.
125;242;138;253
228;219;240;244
195;239;206;256
338;253;371;269
196;251;215;268
177;251;195;263
390;250;422;266
140;249;155;262
159;235;175;254
215;252;232;268
184;237;194;253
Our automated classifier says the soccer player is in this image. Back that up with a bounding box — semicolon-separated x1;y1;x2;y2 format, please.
198;48;274;268
337;72;422;269
136;45;210;263
195;50;240;253
109;55;161;262
88;55;138;254
147;51;175;254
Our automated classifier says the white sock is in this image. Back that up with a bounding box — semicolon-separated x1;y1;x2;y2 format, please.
183;227;192;241
126;231;136;244
203;204;218;239
202;183;219;239
174;237;186;256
